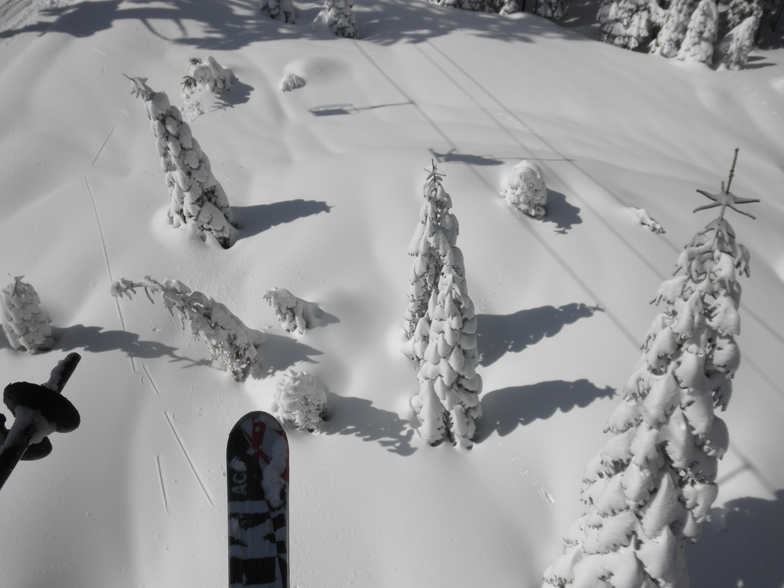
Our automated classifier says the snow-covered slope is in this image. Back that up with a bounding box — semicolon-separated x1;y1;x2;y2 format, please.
1;0;783;586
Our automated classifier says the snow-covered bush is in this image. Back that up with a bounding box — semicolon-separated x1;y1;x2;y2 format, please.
630;207;665;233
542;172;756;587
260;0;297;23
111;276;263;381
402;162;459;359
182;56;232;99
502;160;548;218
597;0;652;49
411;247;482;448
714;14;759;70
649;0;697;57
272;369;328;432
280;73;306;92
126;76;237;249
1;277;53;353
676;0;718;63
313;0;359;38
263;289;320;334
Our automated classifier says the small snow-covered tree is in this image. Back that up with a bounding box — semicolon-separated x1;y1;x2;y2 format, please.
260;0;297;22
502;160;548;218
402;162;459;361
542;152;758;588
182;57;232;98
263;288;320;335
272;369;328;432
1;277;53;353
111;276;263;381
714;14;760;69
313;0;359;38
498;0;522;14
676;0;719;63
411;247;482;448
597;0;653;49
126;76;237;249
649;0;697;57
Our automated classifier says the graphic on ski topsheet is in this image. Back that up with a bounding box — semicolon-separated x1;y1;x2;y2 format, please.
227;411;289;588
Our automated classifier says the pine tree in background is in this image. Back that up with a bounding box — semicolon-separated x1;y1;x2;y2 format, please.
535;0;568;20
402;162;459;363
542;151;758;588
260;0;297;23
126;76;237;249
313;0;359;38
649;0;697;57
412;246;482;448
597;0;652;49
727;0;763;28
676;0;719;63
1;277;53;353
715;14;760;69
111;276;263;381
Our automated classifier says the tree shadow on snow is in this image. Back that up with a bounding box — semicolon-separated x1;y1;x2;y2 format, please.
0;0;592;49
257;332;322;377
52;324;185;361
233;200;331;241
320;392;416;456
541;189;582;234
430;148;504;166
214;77;254;109
474;379;615;442
477;302;600;367
685;490;784;587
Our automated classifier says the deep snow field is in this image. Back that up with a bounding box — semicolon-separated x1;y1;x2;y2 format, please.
1;0;784;586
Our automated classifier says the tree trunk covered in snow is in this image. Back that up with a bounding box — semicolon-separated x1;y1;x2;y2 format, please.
542;204;751;587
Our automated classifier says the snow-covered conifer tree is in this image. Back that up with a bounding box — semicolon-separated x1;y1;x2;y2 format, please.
649;0;697;57
715;14;760;69
402;162;459;362
313;0;359;38
411;246;482;448
182;57;232;98
263;288;320;335
535;0;567;20
676;0;719;63
111;276;263;381
126;76;237;249
260;0;297;22
597;0;653;49
1;277;53;353
498;0;522;14
542;153;758;588
727;0;762;28
272;369;328;432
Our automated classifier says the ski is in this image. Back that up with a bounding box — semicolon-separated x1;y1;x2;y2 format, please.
227;411;289;588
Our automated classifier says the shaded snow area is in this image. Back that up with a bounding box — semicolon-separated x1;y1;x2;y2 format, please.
1;0;784;586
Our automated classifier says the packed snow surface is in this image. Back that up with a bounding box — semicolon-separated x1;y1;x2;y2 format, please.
1;0;783;587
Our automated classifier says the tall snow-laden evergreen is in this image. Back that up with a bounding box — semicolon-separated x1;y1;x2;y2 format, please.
260;0;297;23
402;162;459;361
597;0;652;49
126;76;237;249
412;246;482;448
727;0;763;28
535;0;568;20
404;164;481;448
649;0;697;57
1;277;53;353
542;153;758;588
676;0;719;63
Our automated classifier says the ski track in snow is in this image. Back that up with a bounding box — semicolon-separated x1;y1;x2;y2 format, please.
355;36;784;498
163;410;215;507
156;454;171;514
